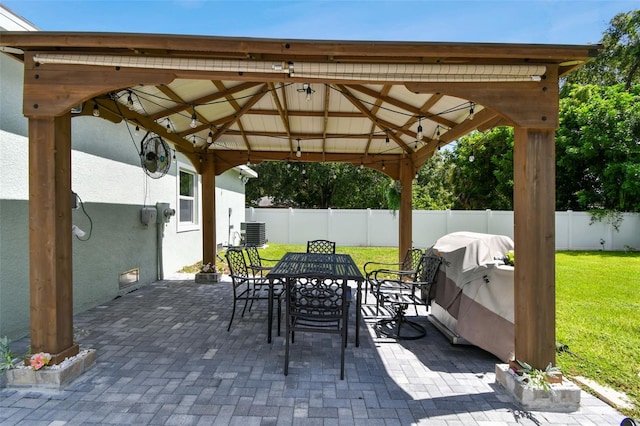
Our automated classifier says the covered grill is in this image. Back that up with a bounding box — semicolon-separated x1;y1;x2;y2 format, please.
428;231;515;362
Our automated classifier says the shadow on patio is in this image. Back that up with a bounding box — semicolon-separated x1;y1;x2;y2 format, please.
1;275;625;425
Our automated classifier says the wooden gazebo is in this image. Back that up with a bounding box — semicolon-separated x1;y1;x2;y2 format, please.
0;32;598;370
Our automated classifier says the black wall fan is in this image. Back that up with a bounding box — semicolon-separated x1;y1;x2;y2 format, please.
140;134;171;179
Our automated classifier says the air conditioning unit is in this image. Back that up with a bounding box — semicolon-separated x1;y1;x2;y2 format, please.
241;222;266;247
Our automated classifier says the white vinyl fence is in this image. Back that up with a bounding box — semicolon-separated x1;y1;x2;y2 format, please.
245;208;640;251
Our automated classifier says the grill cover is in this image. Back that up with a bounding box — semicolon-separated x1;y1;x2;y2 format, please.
429;231;515;362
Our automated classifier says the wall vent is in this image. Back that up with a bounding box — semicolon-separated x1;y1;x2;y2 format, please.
119;268;140;290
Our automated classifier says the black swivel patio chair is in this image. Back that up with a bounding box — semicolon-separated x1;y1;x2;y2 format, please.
306;239;336;254
244;245;280;277
225;247;283;334
284;274;350;379
364;247;423;306
373;253;441;340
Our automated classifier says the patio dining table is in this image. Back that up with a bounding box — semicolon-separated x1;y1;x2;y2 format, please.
266;252;365;346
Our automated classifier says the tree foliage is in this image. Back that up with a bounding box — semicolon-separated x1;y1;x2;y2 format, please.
449;127;515;210
413;150;456;210
245;161;389;209
556;84;640;211
565;10;640;90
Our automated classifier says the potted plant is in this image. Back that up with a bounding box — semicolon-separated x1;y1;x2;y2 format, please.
195;262;221;283
509;359;563;392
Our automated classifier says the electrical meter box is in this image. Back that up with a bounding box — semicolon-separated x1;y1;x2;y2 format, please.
140;207;157;225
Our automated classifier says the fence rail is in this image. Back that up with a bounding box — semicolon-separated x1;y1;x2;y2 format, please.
245;208;640;251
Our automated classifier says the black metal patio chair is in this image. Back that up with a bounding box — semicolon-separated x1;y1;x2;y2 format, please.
284;274;350;379
364;247;423;306
373;253;441;340
225;247;283;334
244;245;280;277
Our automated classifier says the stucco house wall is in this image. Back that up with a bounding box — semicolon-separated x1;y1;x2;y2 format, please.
0;6;251;340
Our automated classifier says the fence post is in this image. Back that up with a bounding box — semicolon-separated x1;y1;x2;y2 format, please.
567;210;573;250
366;208;371;247
288;208;294;244
486;209;492;233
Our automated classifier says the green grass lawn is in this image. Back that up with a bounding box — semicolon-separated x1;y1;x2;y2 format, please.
556;251;640;418
182;245;639;416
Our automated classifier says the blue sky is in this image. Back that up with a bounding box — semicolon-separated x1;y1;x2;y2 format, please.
2;0;637;45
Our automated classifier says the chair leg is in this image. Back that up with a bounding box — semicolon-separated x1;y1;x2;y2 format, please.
376;303;426;340
227;300;237;332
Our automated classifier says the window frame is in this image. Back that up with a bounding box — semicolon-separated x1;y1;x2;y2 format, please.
177;165;200;232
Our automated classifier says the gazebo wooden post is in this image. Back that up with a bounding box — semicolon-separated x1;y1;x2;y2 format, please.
201;153;217;266
398;159;414;263
513;127;556;369
28;113;79;364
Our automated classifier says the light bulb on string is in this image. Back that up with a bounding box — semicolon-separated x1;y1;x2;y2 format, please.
296;139;302;158
468;103;475;120
126;91;134;110
207;130;213;144
190;111;198;129
416;117;423;141
134;125;140;136
385;131;390;146
166;120;172;133
92;103;100;117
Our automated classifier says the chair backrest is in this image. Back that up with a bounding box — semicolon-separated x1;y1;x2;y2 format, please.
288;275;348;320
417;254;442;284
401;248;424;279
306;239;336;254
244;245;262;268
225;247;250;280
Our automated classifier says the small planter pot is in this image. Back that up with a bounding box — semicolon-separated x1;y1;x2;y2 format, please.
195;272;221;284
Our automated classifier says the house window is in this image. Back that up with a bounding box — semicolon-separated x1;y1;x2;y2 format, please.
178;168;198;228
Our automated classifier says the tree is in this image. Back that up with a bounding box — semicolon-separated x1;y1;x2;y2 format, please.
565;10;640;90
245;161;389;209
449;127;515;210
556;83;640;212
413;150;456;210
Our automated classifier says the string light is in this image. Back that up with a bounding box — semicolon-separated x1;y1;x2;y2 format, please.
385;131;390;145
468;102;475;120
166;120;172;133
134;125;140;136
296;139;302;158
207;130;213;144
126;91;134;110
92;103;100;117
382;161;386;171
190;108;198;128
416;117;423;141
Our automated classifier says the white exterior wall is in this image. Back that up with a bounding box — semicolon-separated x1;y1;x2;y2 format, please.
0;6;251;340
246;208;640;251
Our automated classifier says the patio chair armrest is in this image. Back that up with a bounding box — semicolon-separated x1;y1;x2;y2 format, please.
372;268;416;281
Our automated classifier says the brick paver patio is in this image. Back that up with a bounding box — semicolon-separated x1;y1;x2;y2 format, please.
0;275;626;425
